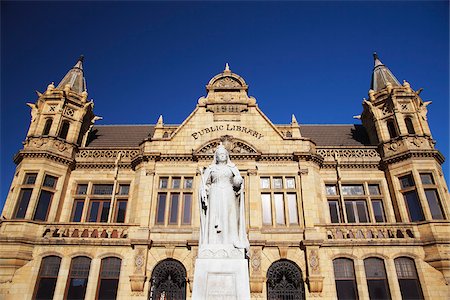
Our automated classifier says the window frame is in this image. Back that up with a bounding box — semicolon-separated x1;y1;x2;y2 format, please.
419;172;445;220
33;256;62;300
96;257;122;300
325;182;386;224
32;174;58;221
64;256;92;300
364;257;391;300
259;175;299;227
394;257;424;300
155;176;194;226
398;174;425;222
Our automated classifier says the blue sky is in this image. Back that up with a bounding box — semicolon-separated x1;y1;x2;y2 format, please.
1;1;449;210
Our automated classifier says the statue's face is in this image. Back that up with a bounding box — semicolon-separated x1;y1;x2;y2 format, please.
216;149;228;163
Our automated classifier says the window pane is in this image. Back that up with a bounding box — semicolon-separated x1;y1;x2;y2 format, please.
35;256;61;300
172;178;181;189
24;173;37;185
59;121;70;140
274;193;285;224
404;191;425;221
334;259;358;300
329;201;340;223
35;278;58;300
287;194;298;224
159;177;168;189
100;257;121;278
395;258;424;300
368;184;380;195
356;201;369;223
92;184;113;195
169;193;179;224
260;178;270;189
67;278;88;300
98;279;119;300
184;178;193;189
342;185;364;195
118;184;129;195
98;258;121;300
367;280;391;300
100;202;110;222
326;185;337;196
405;117;415;134
182;194;192;224
43;175;57;188
115;201;127;223
273;177;283;189
33;190;53;221
372;200;386;222
156;194;166;224
285;177;295;189
14;188;32;219
71;200;84;222
399;175;415;189
425;189;444;220
261;194;272;225
66;257;91;300
42;119;52;135
76;184;88;195
345;202;356;223
88;202;100;222
420;173;434;185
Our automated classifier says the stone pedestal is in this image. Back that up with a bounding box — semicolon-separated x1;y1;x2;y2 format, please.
192;245;250;300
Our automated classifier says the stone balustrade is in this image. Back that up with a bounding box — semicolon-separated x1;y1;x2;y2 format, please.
321;223;419;240
42;223;131;239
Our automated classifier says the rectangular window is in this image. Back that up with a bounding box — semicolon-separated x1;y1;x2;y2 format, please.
156;193;167;225
169;193;180;224
76;184;88;195
115;200;127;223
182;194;192;224
261;194;272;225
372;200;386;222
420;173;434;185
87;200;110;223
33;190;54;221
345;200;369;223
274;193;285;225
24;173;37;185
155;176;193;226
328;200;341;223
260;176;298;227
71;200;85;222
368;184;381;195
424;189;444;220
403;191;425;222
341;184;364;196
399;175;415;189
118;184;129;195
14;188;33;219
326;185;337;196
42;175;58;188
92;184;113;195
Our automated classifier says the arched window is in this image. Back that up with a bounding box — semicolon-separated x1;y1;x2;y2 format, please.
149;259;186;300
333;258;358;300
42;119;53;135
386;120;398;139
405;117;415;134
59;120;70;140
266;259;305;300
97;257;121;300
364;258;391;300
394;257;424;300
33;256;61;300
65;256;91;300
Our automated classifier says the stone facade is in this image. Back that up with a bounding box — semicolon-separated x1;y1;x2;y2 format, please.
0;56;449;299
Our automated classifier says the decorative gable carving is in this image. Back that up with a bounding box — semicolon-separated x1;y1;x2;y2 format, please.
196;135;258;155
213;77;242;88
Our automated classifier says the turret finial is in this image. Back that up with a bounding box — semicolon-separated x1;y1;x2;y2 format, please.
225;63;230;72
78;55;84;63
373;52;378;61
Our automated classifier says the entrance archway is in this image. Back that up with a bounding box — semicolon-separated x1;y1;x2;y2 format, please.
266;259;305;300
148;259;186;300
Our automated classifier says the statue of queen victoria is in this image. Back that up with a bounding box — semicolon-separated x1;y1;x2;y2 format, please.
199;144;249;251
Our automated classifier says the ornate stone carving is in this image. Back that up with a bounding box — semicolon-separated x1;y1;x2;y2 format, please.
324;224;416;240
250;248;261;273
32;137;47;148
76;149;140;160
317;148;380;159
197;136;257;155
213;77;241;88
309;249;319;272
64;107;75;117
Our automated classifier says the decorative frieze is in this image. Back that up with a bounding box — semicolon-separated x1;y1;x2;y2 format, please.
323;223;418;241
76;148;140;161
42;224;129;239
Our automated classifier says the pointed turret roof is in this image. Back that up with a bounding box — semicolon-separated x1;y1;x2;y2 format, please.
370;53;400;91
57;55;87;93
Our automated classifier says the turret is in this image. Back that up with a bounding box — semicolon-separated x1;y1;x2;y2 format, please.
23;56;99;155
361;53;435;157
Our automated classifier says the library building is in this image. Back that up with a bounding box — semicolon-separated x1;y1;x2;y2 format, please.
0;54;449;299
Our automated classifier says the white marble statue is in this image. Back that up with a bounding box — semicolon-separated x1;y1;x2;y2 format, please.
199;144;249;251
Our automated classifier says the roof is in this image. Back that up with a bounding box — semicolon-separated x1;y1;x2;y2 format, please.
299;124;372;146
85;124;372;148
86;125;155;147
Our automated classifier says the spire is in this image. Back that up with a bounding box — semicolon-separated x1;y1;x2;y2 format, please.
57;55;87;94
224;63;231;74
370;52;400;92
